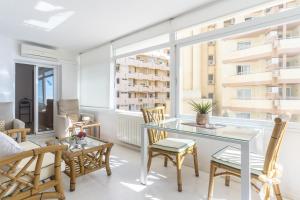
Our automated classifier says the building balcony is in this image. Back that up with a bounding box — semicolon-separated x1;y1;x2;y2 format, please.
223;72;273;87
223;98;276;112
116;84;129;91
279;98;300;114
278;67;300;84
154;86;169;93
223;43;273;63
278;37;300;55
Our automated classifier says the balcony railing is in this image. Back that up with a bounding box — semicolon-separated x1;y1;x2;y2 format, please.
223;43;273;63
223;71;273;86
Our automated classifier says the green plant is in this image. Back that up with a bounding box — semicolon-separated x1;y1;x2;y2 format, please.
189;100;213;114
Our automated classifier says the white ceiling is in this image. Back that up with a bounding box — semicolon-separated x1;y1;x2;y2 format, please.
0;0;215;52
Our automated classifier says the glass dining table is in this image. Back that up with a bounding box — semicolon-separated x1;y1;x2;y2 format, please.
140;118;261;200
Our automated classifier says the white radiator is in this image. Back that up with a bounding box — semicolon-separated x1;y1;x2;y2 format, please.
116;113;144;146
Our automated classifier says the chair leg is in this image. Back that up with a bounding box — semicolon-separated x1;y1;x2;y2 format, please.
207;162;217;200
176;154;183;192
273;184;283;200
164;156;168;167
193;145;199;177
147;150;153;173
263;185;271;200
225;175;230;186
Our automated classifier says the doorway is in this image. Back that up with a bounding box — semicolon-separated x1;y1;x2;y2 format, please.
15;63;57;134
15;63;34;133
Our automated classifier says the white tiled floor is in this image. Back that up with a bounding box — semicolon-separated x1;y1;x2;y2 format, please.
62;144;260;200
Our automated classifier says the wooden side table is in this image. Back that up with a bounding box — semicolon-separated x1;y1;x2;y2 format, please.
70;122;101;139
47;136;113;191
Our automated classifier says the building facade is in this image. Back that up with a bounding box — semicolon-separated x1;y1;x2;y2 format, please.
115;50;171;113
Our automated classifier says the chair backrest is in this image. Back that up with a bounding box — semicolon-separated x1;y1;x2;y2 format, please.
263;117;288;175
57;99;80;122
141;106;167;145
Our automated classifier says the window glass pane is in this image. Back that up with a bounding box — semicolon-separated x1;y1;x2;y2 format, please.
115;34;169;56
176;0;300;40
115;48;171;114
179;19;300;122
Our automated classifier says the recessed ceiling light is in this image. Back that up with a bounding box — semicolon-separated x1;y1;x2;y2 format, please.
24;11;74;31
35;1;63;12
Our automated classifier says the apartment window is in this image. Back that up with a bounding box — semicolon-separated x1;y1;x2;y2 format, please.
208;55;215;65
236;113;250;119
208;74;214;84
245;17;253;21
115;48;171;113
116;64;120;72
237;89;251;99
236;65;250;75
237;41;251;50
208;93;214;99
286;87;292;97
224;18;235;27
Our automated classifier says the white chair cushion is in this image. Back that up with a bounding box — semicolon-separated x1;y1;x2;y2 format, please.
19;141;65;180
0;132;22;158
212;146;264;175
150;138;195;152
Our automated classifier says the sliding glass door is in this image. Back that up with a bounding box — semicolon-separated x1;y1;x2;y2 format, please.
34;66;57;133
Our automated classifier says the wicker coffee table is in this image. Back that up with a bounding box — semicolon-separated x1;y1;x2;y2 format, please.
47;136;113;191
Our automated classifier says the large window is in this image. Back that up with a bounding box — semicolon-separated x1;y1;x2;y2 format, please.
115;48;171;113
179;17;300;122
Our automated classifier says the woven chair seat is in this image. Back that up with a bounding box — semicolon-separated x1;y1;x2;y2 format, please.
212;146;264;175
150;138;195;152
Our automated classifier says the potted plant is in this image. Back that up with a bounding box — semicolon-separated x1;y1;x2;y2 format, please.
189;100;213;125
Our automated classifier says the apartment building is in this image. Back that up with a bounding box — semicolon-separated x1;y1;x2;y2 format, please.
115;50;171;112
179;0;300;122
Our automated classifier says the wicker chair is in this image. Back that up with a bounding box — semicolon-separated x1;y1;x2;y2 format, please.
2;118;30;142
207;118;287;200
141;106;199;192
0;134;66;199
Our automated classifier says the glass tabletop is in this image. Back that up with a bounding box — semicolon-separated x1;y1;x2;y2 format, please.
50;136;106;152
144;118;261;142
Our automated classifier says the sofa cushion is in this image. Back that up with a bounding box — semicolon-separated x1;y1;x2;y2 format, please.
0;132;22;158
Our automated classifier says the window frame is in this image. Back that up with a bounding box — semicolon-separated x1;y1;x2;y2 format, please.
112;6;300;128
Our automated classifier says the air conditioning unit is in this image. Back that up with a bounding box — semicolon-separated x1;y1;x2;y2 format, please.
21;43;58;61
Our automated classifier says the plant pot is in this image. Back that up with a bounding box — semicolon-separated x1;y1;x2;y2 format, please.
196;113;209;125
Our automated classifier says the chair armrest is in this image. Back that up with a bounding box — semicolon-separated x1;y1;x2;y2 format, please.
0;144;66;199
4;128;30;142
13;119;25;129
80;112;95;122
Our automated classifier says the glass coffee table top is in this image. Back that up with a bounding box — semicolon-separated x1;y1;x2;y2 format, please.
48;136;105;152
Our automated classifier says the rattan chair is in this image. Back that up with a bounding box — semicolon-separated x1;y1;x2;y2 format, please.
0;133;66;200
207;118;287;200
141;106;199;192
